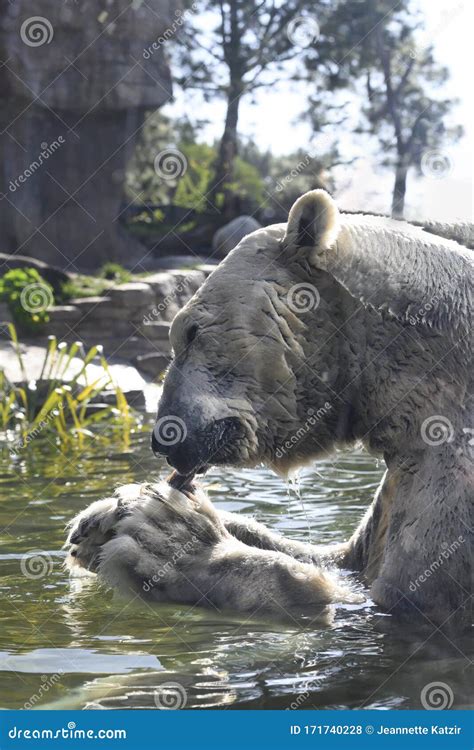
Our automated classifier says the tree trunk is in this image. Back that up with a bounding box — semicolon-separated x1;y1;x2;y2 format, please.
391;161;408;219
208;85;241;220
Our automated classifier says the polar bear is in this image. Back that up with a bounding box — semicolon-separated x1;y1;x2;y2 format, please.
150;190;473;632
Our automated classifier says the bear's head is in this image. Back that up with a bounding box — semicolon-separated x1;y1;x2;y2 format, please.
152;189;471;476
152;190;358;476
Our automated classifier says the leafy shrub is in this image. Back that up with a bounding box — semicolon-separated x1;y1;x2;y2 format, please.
99;263;132;283
0;268;54;332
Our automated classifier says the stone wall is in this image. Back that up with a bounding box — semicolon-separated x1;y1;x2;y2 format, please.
0;0;177;270
42;267;214;378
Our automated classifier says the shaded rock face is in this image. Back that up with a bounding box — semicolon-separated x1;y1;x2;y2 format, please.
212;216;262;257
0;0;177;270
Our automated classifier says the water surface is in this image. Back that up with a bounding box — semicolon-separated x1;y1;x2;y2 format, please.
0;430;471;710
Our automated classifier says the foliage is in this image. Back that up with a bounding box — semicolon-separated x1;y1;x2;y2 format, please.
126;115;267;215
0;324;139;452
60;274;111;301
0;268;54;332
99;263;132;283
174;0;331;215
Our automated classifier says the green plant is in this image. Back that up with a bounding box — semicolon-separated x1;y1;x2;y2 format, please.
59;275;110;301
99;263;132;283
0;268;54;332
0;324;140;451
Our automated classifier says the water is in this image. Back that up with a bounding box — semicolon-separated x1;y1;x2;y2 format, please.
0;429;471;710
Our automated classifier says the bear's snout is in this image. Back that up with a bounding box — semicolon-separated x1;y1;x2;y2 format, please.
151;415;244;475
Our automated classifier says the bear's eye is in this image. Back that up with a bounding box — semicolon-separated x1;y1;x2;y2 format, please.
186;323;198;345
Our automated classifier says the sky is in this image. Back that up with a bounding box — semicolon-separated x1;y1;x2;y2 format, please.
163;0;472;222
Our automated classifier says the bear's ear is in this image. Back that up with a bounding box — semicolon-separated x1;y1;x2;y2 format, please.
285;190;340;257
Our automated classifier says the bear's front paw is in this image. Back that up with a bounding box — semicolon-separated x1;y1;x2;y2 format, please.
65;484;142;573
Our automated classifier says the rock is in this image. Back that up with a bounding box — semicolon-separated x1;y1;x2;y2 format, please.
0;0;177;270
135;352;170;379
0;340;148;401
0;253;70;291
47;305;81;322
212;216;261;257
196;264;218;277
68;297;112;314
145;271;200;322
0;302;13;323
148;255;208;270
106;282;155;309
141;321;171;342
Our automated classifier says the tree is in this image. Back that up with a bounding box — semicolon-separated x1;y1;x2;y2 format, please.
361;19;462;218
175;0;328;218
125;113;265;214
301;0;461;218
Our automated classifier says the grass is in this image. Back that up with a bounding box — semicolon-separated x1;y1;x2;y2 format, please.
0;323;141;452
59;263;133;302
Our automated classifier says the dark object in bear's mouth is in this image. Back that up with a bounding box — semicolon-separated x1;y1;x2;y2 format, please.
167;469;195;491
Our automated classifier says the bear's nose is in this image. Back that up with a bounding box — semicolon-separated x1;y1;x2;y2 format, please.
151;419;203;475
